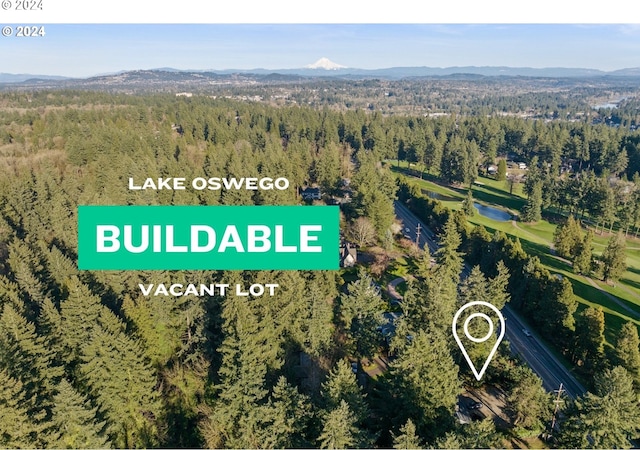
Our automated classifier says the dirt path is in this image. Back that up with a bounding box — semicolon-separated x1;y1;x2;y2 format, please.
593;242;640;250
465;385;510;429
361;356;389;379
510;219;546;244
617;282;640;302
583;276;640;320
387;276;407;301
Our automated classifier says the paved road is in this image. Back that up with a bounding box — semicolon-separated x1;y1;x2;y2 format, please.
502;305;585;398
394;201;438;254
394;200;587;399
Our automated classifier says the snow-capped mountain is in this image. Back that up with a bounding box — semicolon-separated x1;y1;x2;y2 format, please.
305;57;347;70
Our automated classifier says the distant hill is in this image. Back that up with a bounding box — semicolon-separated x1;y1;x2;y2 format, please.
5;65;640;83
0;73;70;83
203;65;640;79
2;65;640;91
609;67;640;77
0;69;316;92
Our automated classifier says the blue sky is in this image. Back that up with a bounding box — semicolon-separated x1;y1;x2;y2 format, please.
2;24;640;77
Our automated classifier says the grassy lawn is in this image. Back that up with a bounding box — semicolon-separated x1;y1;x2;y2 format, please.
468;176;527;212
394;167;640;340
517;221;557;245
371;244;419;302
474;174;527;199
378;255;410;288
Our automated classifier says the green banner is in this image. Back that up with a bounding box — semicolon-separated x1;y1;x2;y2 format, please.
78;205;339;270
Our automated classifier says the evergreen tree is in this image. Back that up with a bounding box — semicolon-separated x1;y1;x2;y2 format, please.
614;322;640;392
79;326;161;448
573;230;593;275
457;265;490;306
389;328;460;436
303;284;334;358
393;419;422;450
505;367;551;433
37;296;67;362
571;306;605;373
544;277;577;342
388;283;414;345
0;303;63;416
456;266;506;373
487;260;511;310
321;359;369;424
601;231;627;282
558;367;639;449
420;219;462;335
121;291;183;367
430;431;462;449
382;226;392;249
496;159;507;181
314;142;342;195
435;216;463;282
523;156;541;198
0;368;43;448
6;239;49;309
462;189;475;217
466;225;492;268
258;376;313;448
220;150;255;205
44;244;78;295
60;276;105;362
351;154;397;238
340;269;386;360
318;400;363;449
553;215;582;259
47;379;110;448
0;274;24;316
521;181;543;222
206;326;269;447
440;139;467;185
415;246;433;280
368;191;397;240
457;419;503;449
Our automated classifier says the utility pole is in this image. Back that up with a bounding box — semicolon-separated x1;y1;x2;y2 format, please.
415;223;421;247
548;383;565;438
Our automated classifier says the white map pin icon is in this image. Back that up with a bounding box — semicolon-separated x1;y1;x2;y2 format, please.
452;301;505;381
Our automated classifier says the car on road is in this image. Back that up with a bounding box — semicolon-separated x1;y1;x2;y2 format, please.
522;328;532;337
469;401;483;410
351;362;358;373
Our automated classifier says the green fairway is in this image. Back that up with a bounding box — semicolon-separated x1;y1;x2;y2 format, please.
394;167;640;339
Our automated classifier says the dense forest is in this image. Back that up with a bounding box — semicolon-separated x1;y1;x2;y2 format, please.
0;89;639;448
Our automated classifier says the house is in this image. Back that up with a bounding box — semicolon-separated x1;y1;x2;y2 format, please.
339;242;357;267
300;187;321;200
